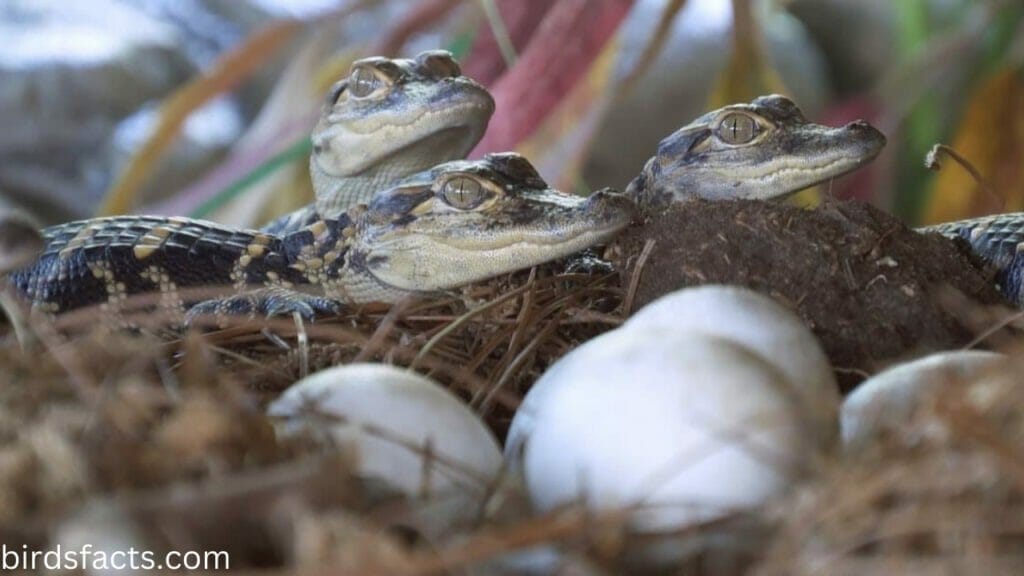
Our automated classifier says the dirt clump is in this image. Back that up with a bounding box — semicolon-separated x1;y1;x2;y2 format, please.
615;199;1009;391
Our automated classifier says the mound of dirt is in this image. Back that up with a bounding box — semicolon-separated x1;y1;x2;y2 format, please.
615;200;1009;391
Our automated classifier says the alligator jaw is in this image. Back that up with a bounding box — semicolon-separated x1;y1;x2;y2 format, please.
353;157;637;295
309;53;494;216
627;95;887;211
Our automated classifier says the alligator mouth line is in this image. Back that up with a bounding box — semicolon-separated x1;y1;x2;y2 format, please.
363;225;629;295
409;219;632;252
719;147;882;188
382;125;476;166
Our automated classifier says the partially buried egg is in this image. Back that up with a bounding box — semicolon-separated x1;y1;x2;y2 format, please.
841;350;1005;449
625;285;840;448
269;363;502;500
508;327;822;533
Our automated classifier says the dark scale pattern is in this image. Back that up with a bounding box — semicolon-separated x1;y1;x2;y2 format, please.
932;216;1024;306
9;216;313;314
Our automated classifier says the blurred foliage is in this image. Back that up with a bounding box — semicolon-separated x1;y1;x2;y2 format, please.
923;70;1024;224
99;18;304;217
709;0;820;206
895;0;1024;223
98;0;1024;227
708;0;786;106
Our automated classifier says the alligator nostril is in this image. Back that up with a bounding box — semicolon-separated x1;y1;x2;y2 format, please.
846;120;870;130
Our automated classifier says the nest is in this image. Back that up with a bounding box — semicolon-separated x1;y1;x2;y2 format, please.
755;353;1024;576
0;258;673;572
617;199;1010;391
1;200;1023;573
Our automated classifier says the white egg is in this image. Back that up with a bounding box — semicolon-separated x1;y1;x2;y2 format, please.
511;328;818;533
624;285;840;448
53;499;150;576
841;350;1004;448
269;363;502;499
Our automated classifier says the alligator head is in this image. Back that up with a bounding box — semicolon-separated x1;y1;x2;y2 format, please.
310;50;495;216
626;94;886;211
339;153;636;300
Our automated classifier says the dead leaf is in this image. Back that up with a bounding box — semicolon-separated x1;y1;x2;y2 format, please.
707;0;787;107
922;68;1024;224
615;0;689;100
518;36;620;191
471;0;635;155
99;20;304;217
463;0;555;85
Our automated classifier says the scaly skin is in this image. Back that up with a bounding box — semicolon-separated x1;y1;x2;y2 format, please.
9;94;896;324
625;95;1024;307
627;94;887;210
920;215;1024;306
263;50;494;235
9;154;635;324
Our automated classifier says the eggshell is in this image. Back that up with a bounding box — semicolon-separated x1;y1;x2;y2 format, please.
511;328;818;532
52;499;149;576
624;285;840;447
269;363;502;499
841;350;1004;447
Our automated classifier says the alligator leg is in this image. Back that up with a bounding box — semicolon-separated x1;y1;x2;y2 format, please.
185;286;342;327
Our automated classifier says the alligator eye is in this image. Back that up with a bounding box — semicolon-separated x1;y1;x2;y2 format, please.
718;113;758;144
349;66;382;98
325;80;345;105
440;177;485;210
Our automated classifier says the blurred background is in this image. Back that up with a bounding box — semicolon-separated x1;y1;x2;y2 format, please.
0;0;1020;230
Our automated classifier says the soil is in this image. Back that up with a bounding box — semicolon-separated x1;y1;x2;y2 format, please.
615;199;1010;392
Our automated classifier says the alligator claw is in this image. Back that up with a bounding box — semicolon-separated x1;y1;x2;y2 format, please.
185;287;342;327
263;292;341;318
562;248;616;275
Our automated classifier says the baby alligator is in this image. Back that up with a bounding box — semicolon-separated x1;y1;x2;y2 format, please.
630;94;1024;308
9;154;634;324
7;94;889;323
264;50;493;234
626;94;887;210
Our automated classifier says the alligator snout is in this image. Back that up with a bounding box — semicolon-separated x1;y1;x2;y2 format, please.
845;119;887;147
584;188;640;226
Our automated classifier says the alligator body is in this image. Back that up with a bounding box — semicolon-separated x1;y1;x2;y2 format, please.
920;215;1024;306
10;154;634;323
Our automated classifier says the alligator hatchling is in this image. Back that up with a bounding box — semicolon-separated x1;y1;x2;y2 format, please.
264;50;494;235
625;93;1024;307
7;54;1024;327
10;154;633;325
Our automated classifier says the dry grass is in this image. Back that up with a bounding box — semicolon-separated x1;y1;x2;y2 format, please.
756;353;1024;576
1;260;1024;574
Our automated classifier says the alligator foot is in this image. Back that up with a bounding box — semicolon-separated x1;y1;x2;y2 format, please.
185;287;341;328
562;248;616;275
